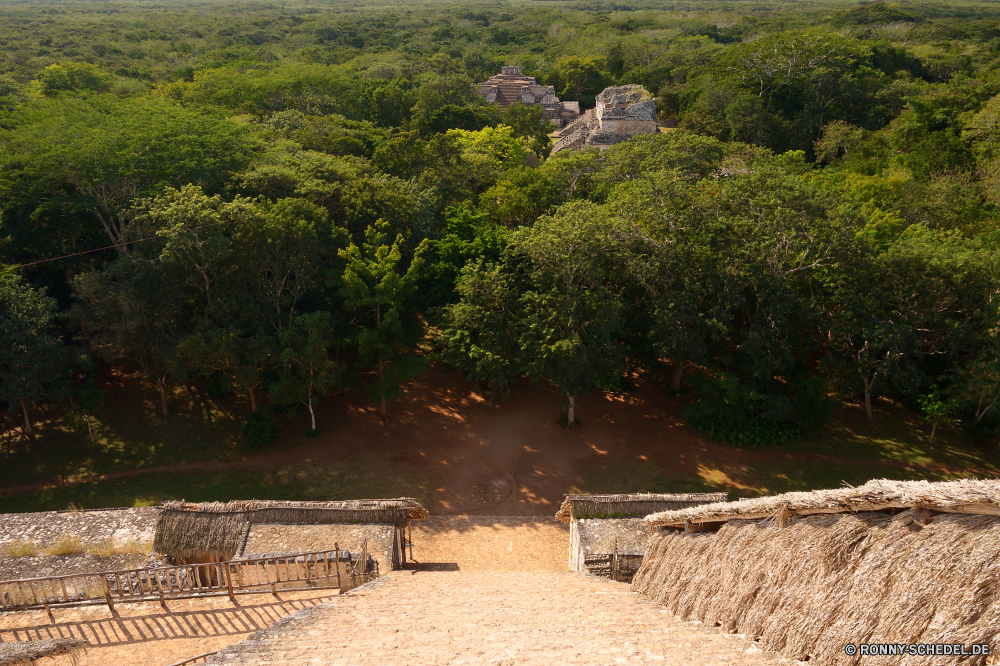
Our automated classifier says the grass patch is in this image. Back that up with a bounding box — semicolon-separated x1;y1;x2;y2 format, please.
4;541;38;557
43;535;84;556
85;538;151;557
0;451;437;514
785;398;1000;473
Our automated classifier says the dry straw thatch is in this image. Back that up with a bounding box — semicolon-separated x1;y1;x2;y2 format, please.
643;478;1000;529
0;638;87;666
154;499;428;560
632;479;1000;665
555;492;728;523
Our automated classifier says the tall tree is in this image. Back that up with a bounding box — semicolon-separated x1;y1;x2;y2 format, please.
271;312;341;432
339;221;428;420
0;273;64;439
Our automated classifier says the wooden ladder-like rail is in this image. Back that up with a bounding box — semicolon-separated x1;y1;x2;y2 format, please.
0;546;353;614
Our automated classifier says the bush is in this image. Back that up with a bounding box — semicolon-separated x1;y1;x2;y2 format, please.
686;372;800;448
242;412;277;449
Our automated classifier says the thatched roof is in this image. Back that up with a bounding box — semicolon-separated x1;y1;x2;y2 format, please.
555;493;728;523
0;639;87;666
644;478;1000;529
632;509;1000;664
153;498;428;559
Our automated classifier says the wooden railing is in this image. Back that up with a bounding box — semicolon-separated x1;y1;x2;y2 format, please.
164;651;220;666
0;547;352;613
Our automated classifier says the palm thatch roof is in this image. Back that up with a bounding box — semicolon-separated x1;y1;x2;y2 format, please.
555;493;728;523
644;478;1000;529
0;639;87;666
632;508;1000;664
153;499;428;559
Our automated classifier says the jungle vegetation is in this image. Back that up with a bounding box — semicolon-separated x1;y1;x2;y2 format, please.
3;0;1000;452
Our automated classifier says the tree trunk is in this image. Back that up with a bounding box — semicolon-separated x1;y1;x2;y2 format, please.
862;377;873;421
248;386;258;413
378;358;388;420
86;413;93;442
929;423;937;444
156;375;169;417
566;394;576;427
308;395;316;431
672;360;684;394
20;399;35;441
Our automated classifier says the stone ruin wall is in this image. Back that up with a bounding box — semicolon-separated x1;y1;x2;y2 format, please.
238;523;396;577
0;507;161;581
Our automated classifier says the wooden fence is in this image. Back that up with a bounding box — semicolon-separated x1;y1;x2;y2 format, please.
0;547;355;613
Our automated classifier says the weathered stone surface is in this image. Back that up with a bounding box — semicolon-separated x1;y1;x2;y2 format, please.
204;571;785;665
240;524;396;577
552;84;658;153
0;553;153;581
0;508;159;551
477;65;580;128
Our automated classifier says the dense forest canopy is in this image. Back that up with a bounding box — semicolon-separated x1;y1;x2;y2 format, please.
3;0;1000;450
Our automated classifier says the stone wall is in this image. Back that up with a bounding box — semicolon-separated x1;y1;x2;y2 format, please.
239;523;397;577
569;518;650;581
0;507;159;551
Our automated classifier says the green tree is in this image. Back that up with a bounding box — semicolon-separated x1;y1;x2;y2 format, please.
338;221;429;420
508;203;624;425
71;258;190;417
438;260;519;403
500;102;554;158
0;273;64;440
550;56;612;108
0;95;251;260
918;386;958;443
271;312;341;433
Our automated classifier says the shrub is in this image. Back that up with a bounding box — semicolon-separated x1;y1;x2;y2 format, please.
242;412;277;449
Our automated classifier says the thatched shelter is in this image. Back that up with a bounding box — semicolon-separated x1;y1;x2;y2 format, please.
634;479;1000;665
556;493;727;581
153;499;428;568
0;639;86;666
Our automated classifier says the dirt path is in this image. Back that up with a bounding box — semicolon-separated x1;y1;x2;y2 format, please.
2;365;995;509
410;516;570;571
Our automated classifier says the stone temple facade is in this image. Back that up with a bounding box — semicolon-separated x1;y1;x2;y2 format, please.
478;66;580;128
551;84;658;153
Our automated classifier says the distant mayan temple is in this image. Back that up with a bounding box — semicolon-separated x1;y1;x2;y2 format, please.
551;84;658;153
478;66;580;129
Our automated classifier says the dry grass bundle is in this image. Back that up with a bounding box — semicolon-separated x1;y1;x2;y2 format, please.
2;541;38;557
0;638;87;666
42;535;84;556
555;493;728;523
154;498;428;559
644;478;1000;529
632;510;1000;665
85;538;151;557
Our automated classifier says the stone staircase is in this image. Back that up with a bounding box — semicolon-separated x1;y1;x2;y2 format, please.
205;517;783;666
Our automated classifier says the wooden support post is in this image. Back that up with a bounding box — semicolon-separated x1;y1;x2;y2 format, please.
224;563;235;602
270;582;277;597
408;523;413;563
335;543;341;589
102;578;115;612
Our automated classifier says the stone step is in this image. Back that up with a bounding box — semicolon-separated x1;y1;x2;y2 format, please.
207;571;783;666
